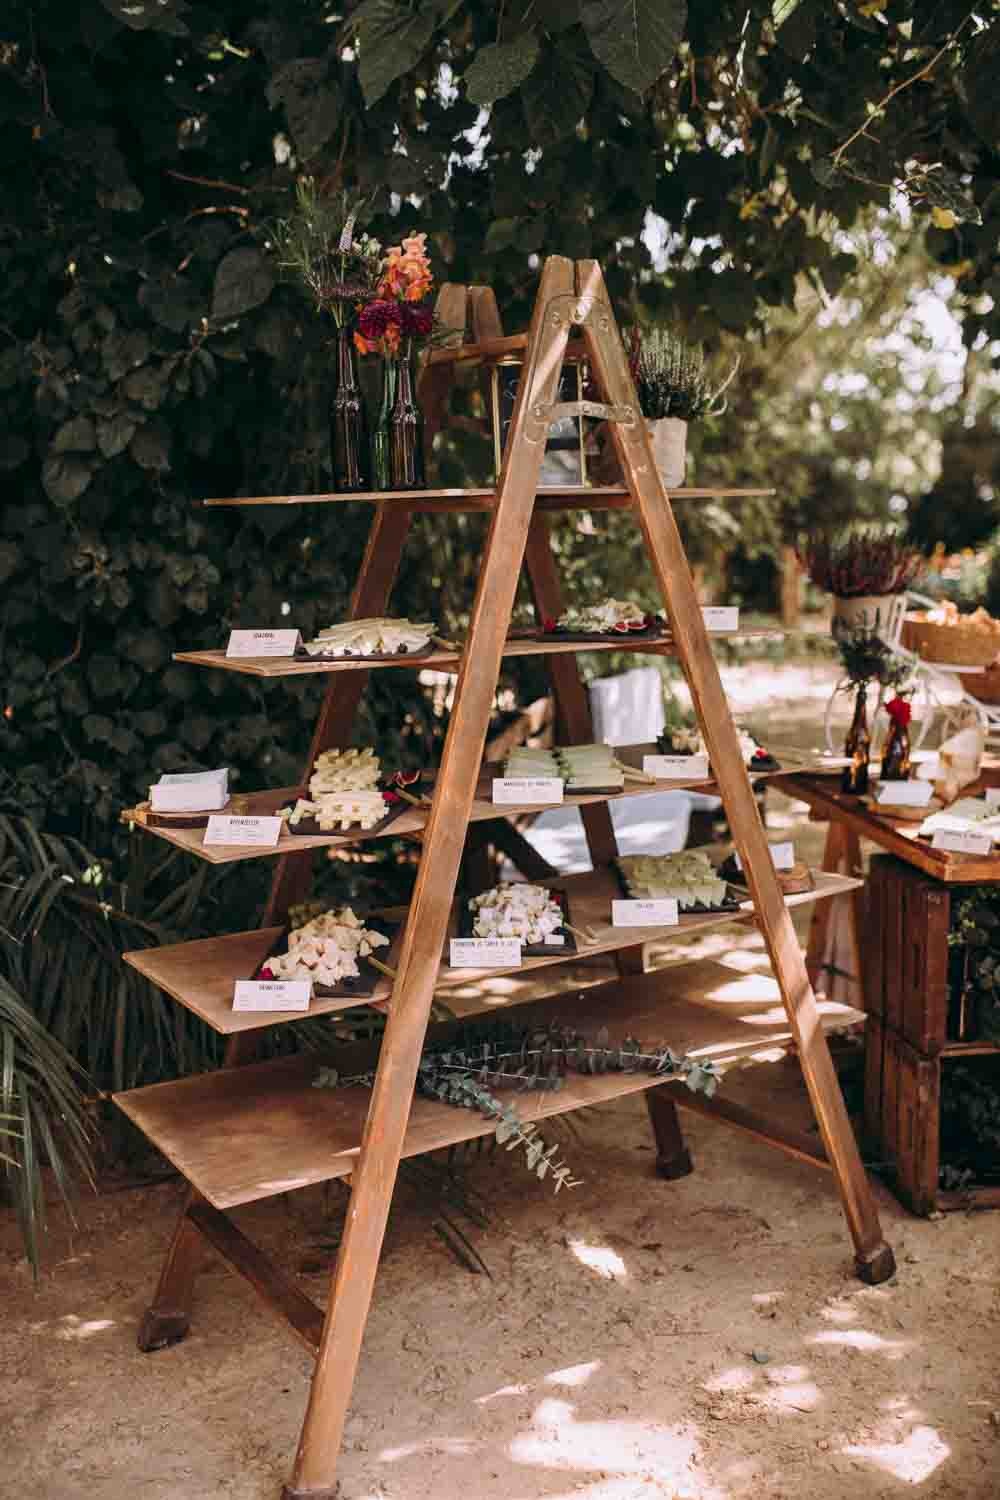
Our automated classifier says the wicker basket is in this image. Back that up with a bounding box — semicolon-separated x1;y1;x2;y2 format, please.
900;614;1000;668
967;662;1000;704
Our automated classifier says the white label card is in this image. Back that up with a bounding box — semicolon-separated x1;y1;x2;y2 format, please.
612;899;679;928
874;780;933;807
734;842;795;873
492;777;564;805
204;815;282;847
233;980;312;1012
449;937;522;968
226;629;300;658
931;828;994;856
702;607;739;632
986;788;1000;811
643;754;710;780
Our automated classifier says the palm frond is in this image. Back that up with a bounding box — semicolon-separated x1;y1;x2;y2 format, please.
0;973;93;1277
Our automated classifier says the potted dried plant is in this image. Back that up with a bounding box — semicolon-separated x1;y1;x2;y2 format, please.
616;328;739;487
801;527;925;642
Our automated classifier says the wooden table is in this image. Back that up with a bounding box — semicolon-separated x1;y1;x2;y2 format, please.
784;770;1000;1214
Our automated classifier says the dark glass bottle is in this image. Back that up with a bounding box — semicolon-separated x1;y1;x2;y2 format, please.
371;356;397;492
841;684;871;795
331;324;368;492
389;346;425;490
880;697;912;781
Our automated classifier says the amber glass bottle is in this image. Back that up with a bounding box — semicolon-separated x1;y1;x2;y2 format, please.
841;685;871;795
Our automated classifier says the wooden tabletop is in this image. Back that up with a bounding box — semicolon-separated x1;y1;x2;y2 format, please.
784;770;1000;884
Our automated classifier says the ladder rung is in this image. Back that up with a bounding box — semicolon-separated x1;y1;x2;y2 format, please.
540;399;636;425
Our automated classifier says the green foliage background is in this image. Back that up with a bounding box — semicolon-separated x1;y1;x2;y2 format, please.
2;0;999;878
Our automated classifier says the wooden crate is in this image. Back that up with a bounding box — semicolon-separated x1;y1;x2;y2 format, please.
864;1018;940;1216
864;855;950;1053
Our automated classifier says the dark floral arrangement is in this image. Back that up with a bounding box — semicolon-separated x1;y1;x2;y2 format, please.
801;527;925;598
836;628;892;686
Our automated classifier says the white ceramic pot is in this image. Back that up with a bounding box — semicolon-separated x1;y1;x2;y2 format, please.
647;416;688;488
831;592;906;642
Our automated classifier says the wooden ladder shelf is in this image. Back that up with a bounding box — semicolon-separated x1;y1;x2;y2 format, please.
116;257;895;1500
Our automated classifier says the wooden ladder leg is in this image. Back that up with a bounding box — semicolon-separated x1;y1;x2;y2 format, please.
645;1087;695;1179
282;257;577;1499
576;258;894;1287
137;1031;259;1351
263;504;413;926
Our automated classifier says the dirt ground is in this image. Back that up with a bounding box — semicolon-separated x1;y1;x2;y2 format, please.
3;658;999;1500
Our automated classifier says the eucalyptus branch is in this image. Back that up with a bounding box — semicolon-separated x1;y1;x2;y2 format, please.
313;1020;721;1197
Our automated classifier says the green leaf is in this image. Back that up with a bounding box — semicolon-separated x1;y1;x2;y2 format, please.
580;0;686;95
267;59;342;159
97;413;137;459
466;32;541;105
484;217;520;252
99;0;189;34
212;248;276;321
775;0;819;62
129;422;171;472
351;1;441;108
0;434;30;470
42;455;93;507
522;41;594;146
53;416;97;454
964;24;1000;152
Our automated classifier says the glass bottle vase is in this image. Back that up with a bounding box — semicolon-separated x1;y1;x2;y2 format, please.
330;325;368;492
389;349;425;491
371;357;397;492
841;684;871;796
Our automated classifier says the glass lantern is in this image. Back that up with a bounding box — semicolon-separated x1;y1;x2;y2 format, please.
490;352;591;487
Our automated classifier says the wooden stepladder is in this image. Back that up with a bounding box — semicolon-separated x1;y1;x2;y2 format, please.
119;258;895;1500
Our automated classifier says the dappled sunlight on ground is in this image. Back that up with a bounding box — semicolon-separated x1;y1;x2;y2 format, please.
4;659;999;1499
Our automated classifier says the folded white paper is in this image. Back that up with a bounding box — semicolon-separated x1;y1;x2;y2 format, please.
150;767;229;812
873;779;933;808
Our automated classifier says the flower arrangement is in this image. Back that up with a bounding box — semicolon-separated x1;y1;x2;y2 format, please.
836;628;892;686
627;326;739;421
269;177;382;328
354;231;435;359
801;527;925;598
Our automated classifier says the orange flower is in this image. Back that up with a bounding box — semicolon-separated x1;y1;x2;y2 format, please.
354;331;375;356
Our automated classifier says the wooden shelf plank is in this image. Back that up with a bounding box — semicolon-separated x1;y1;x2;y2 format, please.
113;957;865;1211
126;745;798;865
200;486;776;512
121;865;860;1033
172;627;782;679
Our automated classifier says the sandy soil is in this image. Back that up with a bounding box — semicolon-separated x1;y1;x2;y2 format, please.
3;658;999;1500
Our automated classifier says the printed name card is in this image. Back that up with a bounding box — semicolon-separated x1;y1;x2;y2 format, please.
612;899;679;928
733;842;795;873
702;606;739;632
232;979;312;1012
931;828;994;856
449;937;522;968
225;629;300;658
643;754;710;780
204;815;283;846
873;779;934;808
492;777;564;805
